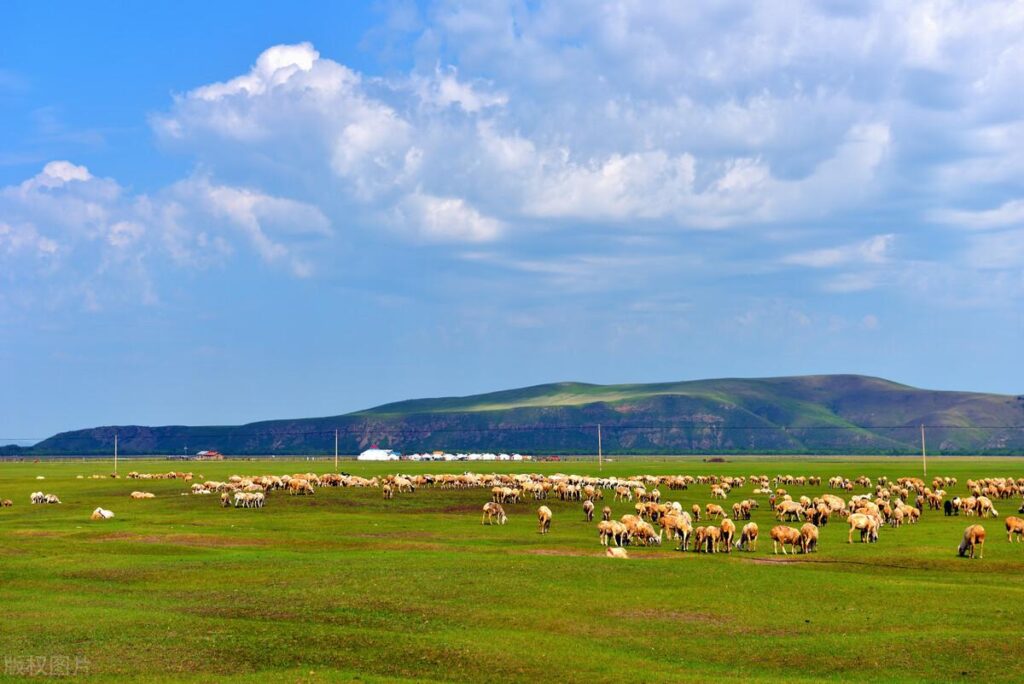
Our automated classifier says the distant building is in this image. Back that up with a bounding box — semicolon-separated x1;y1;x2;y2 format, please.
358;448;400;461
195;450;224;460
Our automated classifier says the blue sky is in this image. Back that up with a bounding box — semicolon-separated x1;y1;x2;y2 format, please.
2;1;1023;441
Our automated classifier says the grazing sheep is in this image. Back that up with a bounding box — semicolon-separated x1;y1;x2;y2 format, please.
605;547;629;559
706;503;726;520
601;505;612;522
958;524;986;559
631;520;663;546
233;492;265;508
36;493;61;504
691;504;701;521
1004;516;1024;542
537;505;552;534
583;499;595;522
770;525;802;555
598;520;616;546
799;523;819;553
775;500;805;522
90;507;115;521
847;513;880;543
129;491;155;500
976;496;998;518
287;479;315;496
720;518;736;553
220;492;232;508
382;483;393;499
700;525;722;553
944;499;955;516
738;522;759;551
1;499;12;507
481;502;507;525
660;515;692;550
692;526;706;552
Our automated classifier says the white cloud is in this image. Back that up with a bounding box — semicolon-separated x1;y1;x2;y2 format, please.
152;39;896;237
784;234;895;268
393;191;502;242
932;199;1024;230
0;161;334;307
414;66;508;113
964;229;1024;270
0;222;58;257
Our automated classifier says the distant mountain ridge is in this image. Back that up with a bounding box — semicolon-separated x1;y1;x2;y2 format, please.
7;374;1024;456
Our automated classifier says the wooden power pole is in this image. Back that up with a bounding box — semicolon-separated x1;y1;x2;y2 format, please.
920;424;927;478
334;429;339;471
114;432;118;476
597;423;602;471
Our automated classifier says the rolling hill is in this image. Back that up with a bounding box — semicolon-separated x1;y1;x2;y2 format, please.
8;374;1024;456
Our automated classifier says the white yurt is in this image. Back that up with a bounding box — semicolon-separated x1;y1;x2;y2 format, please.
358;448;400;461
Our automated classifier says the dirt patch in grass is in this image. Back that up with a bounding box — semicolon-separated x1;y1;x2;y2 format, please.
614;608;722;624
91;532;270;548
511;547;682;559
10;529;65;538
515;548;594;557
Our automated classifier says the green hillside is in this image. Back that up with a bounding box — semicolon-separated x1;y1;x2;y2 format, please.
10;374;1024;456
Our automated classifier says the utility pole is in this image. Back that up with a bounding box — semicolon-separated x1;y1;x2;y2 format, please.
920;424;927;478
597;423;602;471
334;429;339;471
114;432;118;477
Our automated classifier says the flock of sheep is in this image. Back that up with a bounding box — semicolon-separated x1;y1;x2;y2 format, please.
4;468;1024;562
396;471;1024;560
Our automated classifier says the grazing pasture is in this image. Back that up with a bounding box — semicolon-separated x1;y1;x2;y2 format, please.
2;457;1024;682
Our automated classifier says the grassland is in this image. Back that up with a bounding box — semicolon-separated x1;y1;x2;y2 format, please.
2;456;1024;682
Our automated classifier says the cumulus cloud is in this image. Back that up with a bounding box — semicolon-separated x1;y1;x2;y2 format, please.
152;36;896;237
932;199;1024;231
10;1;1024;317
392;191;502;242
0;160;333;307
784;234;895;268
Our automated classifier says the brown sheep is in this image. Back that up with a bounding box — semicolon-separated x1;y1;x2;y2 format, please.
720;518;736;553
287;479;314;496
601;505;612;522
691;504;701;521
481;502;507;525
382;483;393;499
701;525;722;553
706;503;726;520
958;524;986;559
847;513;880;543
537;505;552;534
739;522;759;551
1004;516;1024;542
799;523;819;554
598;520;618;546
770;525;801;555
775;500;805;522
583;500;595;522
660;515;692;550
692;526;706;552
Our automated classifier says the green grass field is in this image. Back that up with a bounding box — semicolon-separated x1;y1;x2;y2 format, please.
2;456;1024;682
